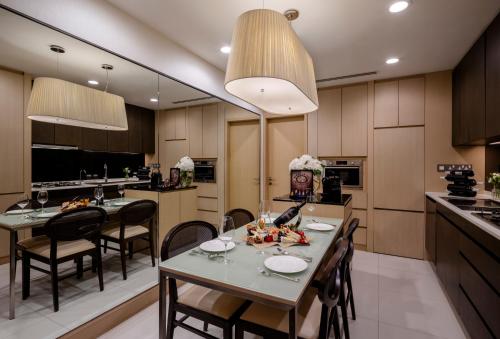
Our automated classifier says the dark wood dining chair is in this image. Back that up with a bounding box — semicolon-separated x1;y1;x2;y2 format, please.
344;218;359;321
235;238;348;339
18;207;107;312
224;208;254;228
101;199;157;280
161;220;250;339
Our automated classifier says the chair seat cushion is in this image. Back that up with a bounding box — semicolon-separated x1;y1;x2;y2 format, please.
102;225;149;239
19;236;95;259
178;284;246;320
240;288;321;339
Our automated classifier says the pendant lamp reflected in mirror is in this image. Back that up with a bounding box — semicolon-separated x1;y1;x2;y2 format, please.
224;9;318;115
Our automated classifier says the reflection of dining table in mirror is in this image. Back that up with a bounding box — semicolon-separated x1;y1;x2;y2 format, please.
159;214;344;339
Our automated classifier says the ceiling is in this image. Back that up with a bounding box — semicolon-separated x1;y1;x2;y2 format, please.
0;7;218;110
107;0;500;87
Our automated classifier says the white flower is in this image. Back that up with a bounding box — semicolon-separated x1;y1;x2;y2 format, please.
289;154;324;176
175;156;194;171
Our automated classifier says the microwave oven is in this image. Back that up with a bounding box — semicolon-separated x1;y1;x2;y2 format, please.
194;160;216;183
323;159;363;189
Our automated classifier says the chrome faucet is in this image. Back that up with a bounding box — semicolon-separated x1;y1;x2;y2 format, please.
104;163;108;183
79;169;86;184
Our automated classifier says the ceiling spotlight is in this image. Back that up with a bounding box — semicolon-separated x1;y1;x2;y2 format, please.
150;98;158;103
220;45;231;54
88;80;99;85
389;1;410;13
386;57;400;64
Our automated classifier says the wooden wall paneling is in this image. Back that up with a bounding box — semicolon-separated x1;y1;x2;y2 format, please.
202;103;218;158
306;111;318;157
374;209;425;259
31;121;54;145
0;69;24;194
374;126;425;211
341;84;368;156
374;80;398;128
187;106;203;158
399;77;425;126
317;88;341;157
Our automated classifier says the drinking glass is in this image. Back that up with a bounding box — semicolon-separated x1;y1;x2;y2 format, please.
306;192;316;214
37;187;48;214
17;193;30;218
94;185;104;206
117;184;125;200
219;216;235;264
259;200;271;225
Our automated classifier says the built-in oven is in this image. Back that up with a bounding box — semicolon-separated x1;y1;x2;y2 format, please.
193;160;216;183
323;159;363;188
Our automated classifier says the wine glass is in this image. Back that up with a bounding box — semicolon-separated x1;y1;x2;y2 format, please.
306;191;316;214
17;193;30;218
37;187;48;214
259;200;272;226
117;184;125;200
94;185;104;206
219;216;235;264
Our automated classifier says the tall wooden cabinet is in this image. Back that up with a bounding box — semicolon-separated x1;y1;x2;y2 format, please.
341;84;368;156
187;106;203;158
486;13;500;140
317;88;341;157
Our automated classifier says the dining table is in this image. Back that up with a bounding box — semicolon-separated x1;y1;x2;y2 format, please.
0;197;139;320
158;214;344;339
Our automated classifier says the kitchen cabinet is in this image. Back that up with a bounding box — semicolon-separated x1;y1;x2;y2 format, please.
162;108;186;141
374;126;424;211
425;197;436;265
32;121;54;145
141;109;155;153
341;84;367;156
81;128;108;151
159;139;189;176
107;128;128;152
202;103;218;158
374;80;398;128
187;106;203;158
127;107;142;153
55;125;81;147
0;69;24;194
399;77;425;126
486;13;500;140
436;213;460;308
317;87;341;157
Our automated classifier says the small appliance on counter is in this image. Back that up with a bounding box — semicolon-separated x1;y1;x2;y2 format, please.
137;166;151;181
445;169;477;197
150;163;163;189
321;176;342;202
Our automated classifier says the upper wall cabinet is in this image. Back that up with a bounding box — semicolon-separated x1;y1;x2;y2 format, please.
162;108;186;141
317;88;341;157
32;121;54;145
185;104;218;159
202;104;218;158
187;106;203;158
342;84;368;157
486;14;500;140
374;80;398;128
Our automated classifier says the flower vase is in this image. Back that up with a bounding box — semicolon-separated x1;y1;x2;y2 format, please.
313;175;321;194
180;170;193;188
492;187;500;201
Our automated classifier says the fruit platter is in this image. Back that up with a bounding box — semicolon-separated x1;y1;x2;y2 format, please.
60;198;90;211
245;222;310;249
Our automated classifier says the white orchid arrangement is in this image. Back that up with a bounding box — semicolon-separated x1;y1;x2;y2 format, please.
488;172;500;188
175;156;194;172
289;154;324;176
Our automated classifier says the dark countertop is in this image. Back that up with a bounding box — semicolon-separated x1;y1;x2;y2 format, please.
273;193;352;206
126;184;197;193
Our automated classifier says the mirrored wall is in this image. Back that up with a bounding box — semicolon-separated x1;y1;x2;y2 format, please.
0;6;260;337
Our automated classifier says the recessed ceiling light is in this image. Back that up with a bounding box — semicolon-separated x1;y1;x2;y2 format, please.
386;57;399;64
389;1;410;13
88;80;99;85
150;98;158;103
220;45;231;54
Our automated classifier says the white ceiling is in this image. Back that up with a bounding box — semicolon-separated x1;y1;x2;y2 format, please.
107;0;500;87
0;7;218;110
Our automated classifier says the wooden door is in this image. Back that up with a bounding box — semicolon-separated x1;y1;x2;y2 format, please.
228;120;260;216
266;116;305;211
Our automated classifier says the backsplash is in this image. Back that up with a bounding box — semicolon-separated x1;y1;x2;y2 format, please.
486;145;500;190
32;148;145;182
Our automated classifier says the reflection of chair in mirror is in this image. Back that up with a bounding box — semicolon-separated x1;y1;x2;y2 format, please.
225;208;255;229
101;199;157;280
161;220;249;339
18;207;107;312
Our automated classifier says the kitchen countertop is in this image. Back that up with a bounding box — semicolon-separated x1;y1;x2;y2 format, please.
31;178;151;192
426;192;500;240
126;185;197;193
273;193;352;206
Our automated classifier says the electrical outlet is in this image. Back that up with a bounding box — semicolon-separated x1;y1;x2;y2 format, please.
436;164;473;172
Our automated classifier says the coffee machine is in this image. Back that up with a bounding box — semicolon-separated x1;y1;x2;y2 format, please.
321;175;341;202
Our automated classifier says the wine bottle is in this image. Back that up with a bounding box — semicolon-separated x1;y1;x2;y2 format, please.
273;200;307;227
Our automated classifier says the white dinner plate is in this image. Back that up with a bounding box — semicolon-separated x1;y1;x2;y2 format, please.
33;212;59;218
112;201;129;206
264;255;308;274
199;239;236;253
305;223;334;231
5;209;34;215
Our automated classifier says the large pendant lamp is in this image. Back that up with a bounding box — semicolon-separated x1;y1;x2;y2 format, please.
26;45;128;131
224;9;318;115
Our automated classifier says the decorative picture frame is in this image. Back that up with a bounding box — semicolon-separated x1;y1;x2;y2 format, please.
290;169;313;199
170;168;180;187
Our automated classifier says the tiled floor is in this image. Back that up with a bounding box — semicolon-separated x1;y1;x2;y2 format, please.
0;251;157;339
100;251;468;339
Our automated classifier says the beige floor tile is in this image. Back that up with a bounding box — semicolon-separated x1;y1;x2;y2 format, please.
379;254;434;276
345;316;378;339
379;322;448;339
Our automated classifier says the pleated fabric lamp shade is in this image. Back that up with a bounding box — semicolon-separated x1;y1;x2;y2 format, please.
224;9;318;115
27;77;128;131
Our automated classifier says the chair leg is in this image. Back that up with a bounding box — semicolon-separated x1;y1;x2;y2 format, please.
223;324;232;339
340;288;350;339
331;306;341;339
103;239;107;253
149;234;155;267
128;241;134;259
165;305;176;339
203;322;208;331
235;322;244;339
76;257;83;279
91;255;97;273
346;269;356;320
50;261;59;312
96;246;104;291
119;241;127;280
22;252;30;300
318;304;329;339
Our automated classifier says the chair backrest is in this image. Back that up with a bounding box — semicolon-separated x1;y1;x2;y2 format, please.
119;199;157;226
315;238;348;308
44;207;107;242
344;218;359;264
225;208;254;229
160;220;218;261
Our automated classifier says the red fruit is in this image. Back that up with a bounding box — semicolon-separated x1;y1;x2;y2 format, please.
264;235;274;242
